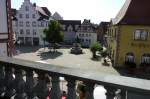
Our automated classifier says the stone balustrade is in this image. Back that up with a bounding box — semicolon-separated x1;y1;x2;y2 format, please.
0;57;150;99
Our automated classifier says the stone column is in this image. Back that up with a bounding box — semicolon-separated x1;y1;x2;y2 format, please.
0;63;5;96
14;68;27;99
25;69;34;99
33;71;49;99
66;77;76;99
120;89;127;99
4;65;15;98
50;75;61;99
105;86;116;99
84;82;95;99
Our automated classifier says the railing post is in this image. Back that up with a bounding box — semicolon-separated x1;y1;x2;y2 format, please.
66;77;77;99
14;68;27;99
51;75;61;99
120;89;127;99
33;71;49;99
0;63;5;96
105;86;116;99
25;69;34;99
84;82;95;99
4;64;16;98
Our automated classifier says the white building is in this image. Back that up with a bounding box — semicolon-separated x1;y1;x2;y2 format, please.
59;20;81;44
76;19;97;47
12;0;51;46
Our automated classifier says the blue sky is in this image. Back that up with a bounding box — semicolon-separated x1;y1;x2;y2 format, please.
12;0;125;24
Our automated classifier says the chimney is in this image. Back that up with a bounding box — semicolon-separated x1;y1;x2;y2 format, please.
33;3;36;7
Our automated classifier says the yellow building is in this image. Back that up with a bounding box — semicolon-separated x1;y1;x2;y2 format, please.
107;0;150;67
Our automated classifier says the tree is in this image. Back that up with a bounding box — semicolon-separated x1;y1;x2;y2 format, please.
90;42;103;58
43;20;64;51
75;36;81;43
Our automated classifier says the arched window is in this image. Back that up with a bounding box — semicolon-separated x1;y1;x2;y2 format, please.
141;54;150;64
125;53;134;62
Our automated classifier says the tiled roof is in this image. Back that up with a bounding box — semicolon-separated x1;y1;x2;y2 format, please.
52;12;63;20
113;0;150;25
41;7;51;16
58;20;81;31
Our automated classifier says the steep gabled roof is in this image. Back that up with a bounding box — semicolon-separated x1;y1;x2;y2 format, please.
52;12;63;20
112;0;150;25
41;7;51;16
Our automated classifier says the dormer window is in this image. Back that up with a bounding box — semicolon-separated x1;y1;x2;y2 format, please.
134;29;148;40
67;25;73;32
62;25;66;30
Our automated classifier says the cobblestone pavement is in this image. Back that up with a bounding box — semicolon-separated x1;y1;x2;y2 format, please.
14;46;120;75
13;46;121;92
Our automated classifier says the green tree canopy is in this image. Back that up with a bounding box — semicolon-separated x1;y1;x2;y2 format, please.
90;42;103;58
43;20;64;50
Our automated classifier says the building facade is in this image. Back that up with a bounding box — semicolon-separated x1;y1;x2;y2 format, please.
96;22;110;45
0;0;13;57
107;0;150;67
59;20;81;44
76;19;97;47
12;0;51;46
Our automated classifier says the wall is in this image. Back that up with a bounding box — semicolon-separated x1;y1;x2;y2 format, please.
118;25;150;67
0;0;8;57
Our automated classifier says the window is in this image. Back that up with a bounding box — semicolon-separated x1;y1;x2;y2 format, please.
125;53;134;62
89;39;91;43
32;14;36;18
134;29;148;40
86;34;88;37
75;25;79;30
141;54;150;64
86;39;88;42
25;6;29;11
32;21;36;27
68;25;73;32
26;21;30;27
89;34;91;36
82;34;84;37
114;28;117;38
41;22;44;27
20;29;24;34
62;25;66;30
82;39;84;42
79;34;81;37
15;21;18;27
26;14;29;18
19;21;23;27
26;29;30;35
33;29;36;35
19;14;23;18
46;22;49;27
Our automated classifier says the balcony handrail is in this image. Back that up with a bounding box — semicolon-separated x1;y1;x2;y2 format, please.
0;57;150;95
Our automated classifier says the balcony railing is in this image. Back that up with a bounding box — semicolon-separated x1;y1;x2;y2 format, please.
0;57;150;99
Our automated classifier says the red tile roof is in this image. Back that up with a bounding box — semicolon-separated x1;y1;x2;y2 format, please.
112;0;150;25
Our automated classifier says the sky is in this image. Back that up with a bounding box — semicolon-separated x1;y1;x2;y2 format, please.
11;0;126;24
